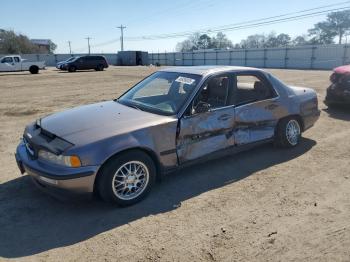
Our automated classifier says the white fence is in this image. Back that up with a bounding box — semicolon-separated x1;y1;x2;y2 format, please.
149;44;350;70
0;53;119;66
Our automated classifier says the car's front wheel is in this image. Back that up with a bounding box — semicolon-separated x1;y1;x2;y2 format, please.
97;150;156;206
68;66;76;72
275;117;301;148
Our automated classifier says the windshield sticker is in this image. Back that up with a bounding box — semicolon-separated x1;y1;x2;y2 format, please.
175;76;195;85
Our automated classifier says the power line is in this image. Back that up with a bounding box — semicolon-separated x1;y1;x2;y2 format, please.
157;0;350;38
124;5;350;40
76;2;350;50
117;25;126;51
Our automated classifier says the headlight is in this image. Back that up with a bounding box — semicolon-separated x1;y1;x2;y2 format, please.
38;150;81;167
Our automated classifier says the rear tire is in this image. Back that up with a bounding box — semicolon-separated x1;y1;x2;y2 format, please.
29;66;39;74
95;64;104;71
275;117;301;148
68;66;76;72
97;150;156;206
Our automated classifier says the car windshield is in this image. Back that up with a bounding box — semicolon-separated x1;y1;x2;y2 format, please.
66;57;76;62
70;56;80;62
118;71;201;116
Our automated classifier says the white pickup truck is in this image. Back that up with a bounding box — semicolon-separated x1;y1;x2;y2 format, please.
0;55;45;74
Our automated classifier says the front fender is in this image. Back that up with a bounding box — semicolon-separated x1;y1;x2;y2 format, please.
68;122;178;170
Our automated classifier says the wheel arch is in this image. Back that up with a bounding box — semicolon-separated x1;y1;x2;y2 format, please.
276;114;304;133
93;147;161;194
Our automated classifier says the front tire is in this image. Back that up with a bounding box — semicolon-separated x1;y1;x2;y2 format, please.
97;150;156;206
275;117;301;148
68;66;76;72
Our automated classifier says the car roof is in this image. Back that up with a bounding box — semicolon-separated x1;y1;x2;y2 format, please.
159;65;264;76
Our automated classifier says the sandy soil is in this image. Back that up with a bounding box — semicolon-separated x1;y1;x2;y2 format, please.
0;67;349;262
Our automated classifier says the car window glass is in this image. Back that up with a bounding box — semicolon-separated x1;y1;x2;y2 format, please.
133;78;171;98
119;72;201;115
192;75;230;114
235;74;275;105
14;57;20;63
1;57;13;63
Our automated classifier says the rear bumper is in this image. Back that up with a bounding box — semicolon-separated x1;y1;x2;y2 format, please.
302;109;321;131
15;141;99;196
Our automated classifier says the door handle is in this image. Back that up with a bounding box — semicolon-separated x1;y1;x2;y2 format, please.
218;114;231;121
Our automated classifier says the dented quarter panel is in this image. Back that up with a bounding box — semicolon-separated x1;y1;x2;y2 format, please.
234;98;289;145
288;86;320;130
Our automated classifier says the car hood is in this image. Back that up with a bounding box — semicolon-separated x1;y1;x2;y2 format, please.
40;101;175;145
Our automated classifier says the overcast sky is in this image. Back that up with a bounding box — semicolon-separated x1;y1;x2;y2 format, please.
1;0;347;54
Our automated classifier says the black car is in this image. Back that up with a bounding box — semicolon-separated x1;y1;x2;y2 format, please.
324;65;350;107
56;56;76;69
61;55;109;72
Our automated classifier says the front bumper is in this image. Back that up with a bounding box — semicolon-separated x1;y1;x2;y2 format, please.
324;86;350;106
15;141;99;196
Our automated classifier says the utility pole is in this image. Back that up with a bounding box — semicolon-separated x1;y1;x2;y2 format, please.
117;25;126;51
68;41;72;55
85;37;91;54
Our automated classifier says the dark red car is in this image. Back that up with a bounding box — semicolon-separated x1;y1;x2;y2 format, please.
325;65;350;107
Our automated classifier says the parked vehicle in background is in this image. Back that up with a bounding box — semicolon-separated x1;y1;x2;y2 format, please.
0;55;45;74
56;56;76;70
60;55;108;72
325;65;350;107
15;66;320;206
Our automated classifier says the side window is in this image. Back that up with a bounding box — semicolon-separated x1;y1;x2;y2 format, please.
192;75;230;114
235;74;276;105
14;57;20;63
1;57;13;63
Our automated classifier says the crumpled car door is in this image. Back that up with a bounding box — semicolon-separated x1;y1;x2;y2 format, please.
176;107;235;163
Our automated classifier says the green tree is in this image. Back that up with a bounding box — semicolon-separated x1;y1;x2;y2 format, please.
197;34;212;50
308;10;350;44
240;34;266;48
275;33;291;47
176;32;233;51
48;40;57;54
292;35;309;46
0;29;57;54
212;32;233;49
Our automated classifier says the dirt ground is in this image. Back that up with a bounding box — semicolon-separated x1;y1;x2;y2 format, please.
0;66;349;262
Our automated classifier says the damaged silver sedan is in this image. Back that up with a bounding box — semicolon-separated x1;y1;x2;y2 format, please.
15;66;320;206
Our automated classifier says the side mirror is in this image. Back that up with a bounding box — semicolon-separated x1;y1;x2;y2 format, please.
194;101;211;114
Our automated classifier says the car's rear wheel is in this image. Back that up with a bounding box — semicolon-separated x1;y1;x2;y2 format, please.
275;117;301;148
97;150;156;206
29;66;39;74
95;64;104;71
68;66;76;72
